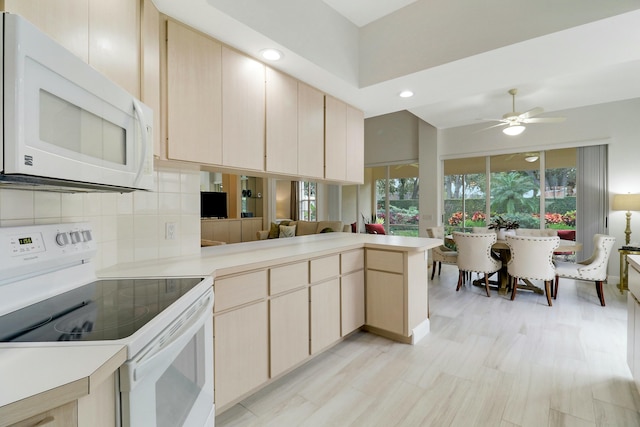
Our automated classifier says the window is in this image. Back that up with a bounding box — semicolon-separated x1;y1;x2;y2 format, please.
370;164;420;236
298;181;316;221
443;149;577;238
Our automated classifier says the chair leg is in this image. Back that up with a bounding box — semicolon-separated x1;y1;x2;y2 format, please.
510;276;518;300
438;262;442;277
595;281;606;306
554;275;559;299
545;280;553;307
431;261;437;280
456;271;464;291
483;274;491;297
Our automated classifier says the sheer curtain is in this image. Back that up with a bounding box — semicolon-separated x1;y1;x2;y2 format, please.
576;145;608;258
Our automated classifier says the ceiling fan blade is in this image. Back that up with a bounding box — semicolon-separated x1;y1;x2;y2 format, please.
522;117;566;124
473;122;508;133
518;107;544;119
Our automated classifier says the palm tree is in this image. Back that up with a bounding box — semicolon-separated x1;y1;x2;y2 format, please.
491;171;538;214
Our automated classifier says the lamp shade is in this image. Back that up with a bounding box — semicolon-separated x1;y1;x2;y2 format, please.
613;193;640;211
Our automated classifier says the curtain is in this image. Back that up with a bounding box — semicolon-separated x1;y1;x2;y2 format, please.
576;145;608;258
290;181;299;220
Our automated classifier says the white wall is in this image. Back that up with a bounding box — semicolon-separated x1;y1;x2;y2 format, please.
0;164;202;270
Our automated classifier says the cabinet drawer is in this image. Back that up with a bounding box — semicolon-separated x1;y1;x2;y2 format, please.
341;249;364;274
270;261;309;295
214;270;268;312
310;254;340;283
366;249;404;274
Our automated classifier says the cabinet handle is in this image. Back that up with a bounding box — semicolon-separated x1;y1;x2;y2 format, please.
32;416;55;426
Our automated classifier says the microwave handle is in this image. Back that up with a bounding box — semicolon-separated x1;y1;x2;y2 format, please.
132;100;149;187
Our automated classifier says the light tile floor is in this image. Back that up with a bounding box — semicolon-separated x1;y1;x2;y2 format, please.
217;264;640;426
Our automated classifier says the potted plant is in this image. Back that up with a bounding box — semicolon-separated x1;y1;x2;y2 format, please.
488;215;520;240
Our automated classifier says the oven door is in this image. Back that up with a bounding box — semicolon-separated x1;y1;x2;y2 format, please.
119;288;214;427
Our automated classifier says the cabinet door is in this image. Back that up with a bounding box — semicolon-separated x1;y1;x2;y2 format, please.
310;279;341;354
270;288;310;377
298;82;325;179
345;105;364;184
11;401;78;427
89;0;140;97
222;47;265;171
3;0;89;62
341;270;365;336
228;220;242;244
214;301;269;408
366;270;404;335
628;294;635;375
167;20;222;164
141;0;162;157
324;96;347;181
266;68;298;175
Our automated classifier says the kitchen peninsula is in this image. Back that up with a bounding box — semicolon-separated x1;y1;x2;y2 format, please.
99;232;440;412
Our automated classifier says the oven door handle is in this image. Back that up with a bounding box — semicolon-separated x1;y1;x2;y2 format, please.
131;293;213;384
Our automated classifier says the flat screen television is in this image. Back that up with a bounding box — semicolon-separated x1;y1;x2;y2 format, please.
201;192;227;218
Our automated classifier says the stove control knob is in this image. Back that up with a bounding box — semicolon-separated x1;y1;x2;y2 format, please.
55;232;70;246
82;230;93;242
70;231;81;244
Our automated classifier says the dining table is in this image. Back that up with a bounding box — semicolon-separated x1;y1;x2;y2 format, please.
476;239;583;296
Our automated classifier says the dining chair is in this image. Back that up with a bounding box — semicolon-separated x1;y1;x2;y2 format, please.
453;232;501;297
515;228;558;237
426;226;458;280
505;235;559;306
472;227;489;233
554;234;615;306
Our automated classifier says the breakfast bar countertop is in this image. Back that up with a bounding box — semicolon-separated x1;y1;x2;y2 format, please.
97;232;442;279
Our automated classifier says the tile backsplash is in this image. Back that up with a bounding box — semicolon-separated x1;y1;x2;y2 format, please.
0;165;201;270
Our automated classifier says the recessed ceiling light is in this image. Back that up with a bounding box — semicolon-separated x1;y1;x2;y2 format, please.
399;90;414;98
260;49;283;61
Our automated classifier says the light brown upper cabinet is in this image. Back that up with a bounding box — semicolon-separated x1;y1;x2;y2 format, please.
345;105;364;183
88;0;140;97
297;82;325;180
324;96;348;181
266;68;298;175
2;0;90;62
324;96;364;184
166;20;222;164
141;0;161;157
222;47;266;172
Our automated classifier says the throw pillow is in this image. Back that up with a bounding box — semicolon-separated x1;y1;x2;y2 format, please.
351;222;357;233
268;222;280;239
279;224;296;238
365;223;386;235
320;227;333;233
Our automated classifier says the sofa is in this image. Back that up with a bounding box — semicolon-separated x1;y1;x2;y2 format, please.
257;220;350;240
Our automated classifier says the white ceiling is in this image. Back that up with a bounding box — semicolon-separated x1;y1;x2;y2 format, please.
153;0;640;131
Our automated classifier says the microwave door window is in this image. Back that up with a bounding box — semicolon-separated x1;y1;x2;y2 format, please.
39;90;126;166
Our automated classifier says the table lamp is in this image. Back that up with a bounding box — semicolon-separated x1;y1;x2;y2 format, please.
613;193;640;245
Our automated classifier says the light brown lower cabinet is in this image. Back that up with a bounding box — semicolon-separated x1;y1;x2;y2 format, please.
310;278;341;354
9;401;77;427
269;288;310;377
341;269;365;336
214;301;269;409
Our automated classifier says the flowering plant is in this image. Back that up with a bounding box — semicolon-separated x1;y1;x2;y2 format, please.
488;215;520;230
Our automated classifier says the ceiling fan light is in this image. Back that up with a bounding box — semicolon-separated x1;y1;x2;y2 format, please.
503;124;525;136
525;155;539;162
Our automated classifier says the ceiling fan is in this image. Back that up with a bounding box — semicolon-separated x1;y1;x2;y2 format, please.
481;88;566;135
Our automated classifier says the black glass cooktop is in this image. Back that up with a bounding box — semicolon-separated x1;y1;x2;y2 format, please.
0;278;204;342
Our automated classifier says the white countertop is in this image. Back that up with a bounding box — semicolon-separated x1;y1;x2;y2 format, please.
98;232;441;278
0;344;126;420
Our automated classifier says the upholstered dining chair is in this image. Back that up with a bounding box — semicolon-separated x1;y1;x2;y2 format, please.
515;228;558;237
554;234;615;306
426;226;458;280
453;232;501;297
505;235;559;306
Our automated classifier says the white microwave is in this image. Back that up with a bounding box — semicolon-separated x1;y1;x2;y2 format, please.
0;13;154;192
